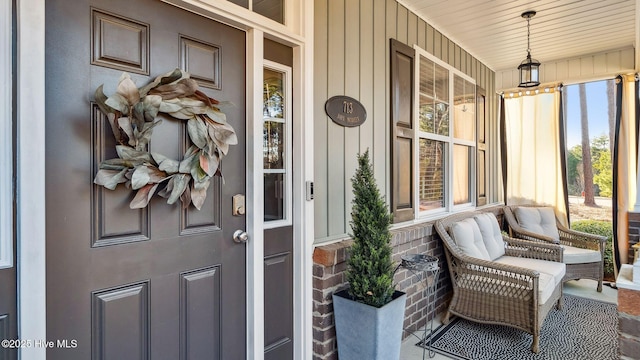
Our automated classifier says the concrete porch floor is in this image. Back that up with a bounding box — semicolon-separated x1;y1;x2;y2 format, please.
399;279;618;359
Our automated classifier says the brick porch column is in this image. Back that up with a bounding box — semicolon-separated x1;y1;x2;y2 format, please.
616;265;640;359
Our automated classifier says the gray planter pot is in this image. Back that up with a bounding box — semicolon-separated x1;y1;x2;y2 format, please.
332;289;407;360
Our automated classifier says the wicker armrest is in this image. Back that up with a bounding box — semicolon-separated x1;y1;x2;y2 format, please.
557;225;606;251
503;236;564;262
452;254;540;291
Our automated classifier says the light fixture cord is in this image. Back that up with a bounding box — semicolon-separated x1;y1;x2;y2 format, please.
526;17;531;56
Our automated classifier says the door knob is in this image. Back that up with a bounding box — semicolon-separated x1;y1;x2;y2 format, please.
233;230;249;243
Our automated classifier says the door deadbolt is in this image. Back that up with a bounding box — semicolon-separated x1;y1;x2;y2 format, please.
232;194;245;216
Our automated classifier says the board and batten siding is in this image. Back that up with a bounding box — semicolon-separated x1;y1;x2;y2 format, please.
314;0;497;243
496;47;635;90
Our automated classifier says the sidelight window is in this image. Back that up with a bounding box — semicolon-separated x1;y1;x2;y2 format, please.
263;61;292;227
0;0;11;269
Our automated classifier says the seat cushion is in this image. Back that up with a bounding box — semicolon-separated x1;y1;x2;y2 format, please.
563;245;602;264
494;256;566;285
450;218;491;260
514;207;560;241
535;271;557;305
473;213;506;260
494;256;564;305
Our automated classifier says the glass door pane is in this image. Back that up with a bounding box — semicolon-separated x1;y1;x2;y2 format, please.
263;65;290;224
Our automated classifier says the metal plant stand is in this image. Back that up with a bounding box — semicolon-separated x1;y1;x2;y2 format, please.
400;254;439;359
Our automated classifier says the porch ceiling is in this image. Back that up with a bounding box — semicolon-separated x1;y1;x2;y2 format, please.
399;0;638;72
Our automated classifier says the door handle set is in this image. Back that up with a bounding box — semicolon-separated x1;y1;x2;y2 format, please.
233;230;249;243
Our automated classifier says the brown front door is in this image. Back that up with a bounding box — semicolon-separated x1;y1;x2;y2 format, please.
45;1;246;359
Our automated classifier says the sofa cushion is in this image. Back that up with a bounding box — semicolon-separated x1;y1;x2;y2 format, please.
493;256;565;305
514;207;560;242
494;256;566;286
450;218;491;260
563;245;602;264
535;272;557;305
473;213;506;260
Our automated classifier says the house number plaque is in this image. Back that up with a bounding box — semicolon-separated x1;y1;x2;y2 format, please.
324;95;367;127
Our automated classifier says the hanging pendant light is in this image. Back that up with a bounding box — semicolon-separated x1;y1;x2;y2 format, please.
518;10;541;88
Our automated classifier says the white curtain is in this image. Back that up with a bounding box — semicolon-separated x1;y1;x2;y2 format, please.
503;87;569;226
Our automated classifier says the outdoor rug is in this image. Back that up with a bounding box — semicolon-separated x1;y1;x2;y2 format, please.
417;295;618;360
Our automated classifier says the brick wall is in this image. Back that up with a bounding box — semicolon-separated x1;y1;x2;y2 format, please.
613;212;640;360
618;286;640;359
311;221;452;359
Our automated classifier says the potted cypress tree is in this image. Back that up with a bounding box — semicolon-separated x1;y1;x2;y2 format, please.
332;150;407;360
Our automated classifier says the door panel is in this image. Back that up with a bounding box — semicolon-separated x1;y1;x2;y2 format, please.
0;273;16;360
179;267;222;359
45;1;246;359
91;282;150;360
264;227;293;359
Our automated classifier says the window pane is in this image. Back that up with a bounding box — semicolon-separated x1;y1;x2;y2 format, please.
264;173;285;221
434;63;449;103
419;139;445;211
419;96;450;136
227;0;249;8
419;57;449;136
419;57;434;96
453;144;471;205
453;76;475;141
419;95;434;132
264;68;284;119
263;121;284;169
254;0;284;24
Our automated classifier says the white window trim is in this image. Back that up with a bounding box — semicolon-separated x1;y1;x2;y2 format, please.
0;0;12;270
263;60;293;229
18;0;47;358
246;29;266;360
413;46;476;220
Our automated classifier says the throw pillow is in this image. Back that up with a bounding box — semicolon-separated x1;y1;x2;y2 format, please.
474;212;506;260
514;206;560;242
450;218;491;260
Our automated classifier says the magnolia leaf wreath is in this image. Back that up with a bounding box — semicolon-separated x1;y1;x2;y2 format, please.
93;69;237;210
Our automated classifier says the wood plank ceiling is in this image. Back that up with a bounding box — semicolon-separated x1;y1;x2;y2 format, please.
399;0;637;72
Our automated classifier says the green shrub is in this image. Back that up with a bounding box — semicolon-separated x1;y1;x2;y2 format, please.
571;220;614;278
346;150;395;308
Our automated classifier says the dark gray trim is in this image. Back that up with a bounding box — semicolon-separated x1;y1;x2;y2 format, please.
558;85;570;224
612;75;623;271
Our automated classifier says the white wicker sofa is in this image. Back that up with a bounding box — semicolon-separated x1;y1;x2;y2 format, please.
435;210;566;353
